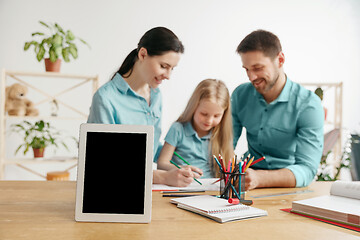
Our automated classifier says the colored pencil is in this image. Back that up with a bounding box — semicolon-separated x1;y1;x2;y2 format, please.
250;156;266;166
213;155;223;171
244;156;254;172
242;154;250;173
163;194;216;197
174;151;190;165
218;154;226;173
161;190;205;193
211;178;221;185
231;156;235;173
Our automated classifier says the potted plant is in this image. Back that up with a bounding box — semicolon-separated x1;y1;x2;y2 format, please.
24;21;90;72
11;120;74;158
314;87;328;120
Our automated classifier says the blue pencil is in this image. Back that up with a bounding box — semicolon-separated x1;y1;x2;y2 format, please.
212;155;223;171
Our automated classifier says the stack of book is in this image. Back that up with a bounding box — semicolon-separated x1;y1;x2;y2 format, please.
291;181;360;229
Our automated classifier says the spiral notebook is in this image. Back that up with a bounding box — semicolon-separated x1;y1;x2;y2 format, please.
170;195;267;223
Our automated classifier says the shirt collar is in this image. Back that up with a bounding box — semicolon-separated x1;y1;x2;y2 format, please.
113;73;131;94
252;75;292;104
275;75;291;103
184;122;212;140
113;72;160;96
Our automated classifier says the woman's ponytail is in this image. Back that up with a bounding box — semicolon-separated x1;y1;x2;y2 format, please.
117;48;138;78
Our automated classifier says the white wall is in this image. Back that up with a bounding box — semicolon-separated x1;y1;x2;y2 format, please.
1;0;359;180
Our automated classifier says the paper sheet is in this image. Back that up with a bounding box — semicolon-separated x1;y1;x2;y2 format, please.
152;178;220;191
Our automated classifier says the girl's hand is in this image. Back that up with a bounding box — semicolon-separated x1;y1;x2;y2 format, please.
182;165;203;179
164;168;194;187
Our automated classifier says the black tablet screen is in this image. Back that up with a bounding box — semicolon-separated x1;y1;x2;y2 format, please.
82;132;147;214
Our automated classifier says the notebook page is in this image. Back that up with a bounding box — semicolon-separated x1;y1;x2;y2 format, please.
330;181;360;200
171;195;249;213
152;178;220;191
178;202;268;223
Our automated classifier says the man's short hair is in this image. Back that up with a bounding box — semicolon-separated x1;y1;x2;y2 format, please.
236;30;282;59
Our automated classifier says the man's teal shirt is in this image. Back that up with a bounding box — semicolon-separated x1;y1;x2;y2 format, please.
231;77;324;187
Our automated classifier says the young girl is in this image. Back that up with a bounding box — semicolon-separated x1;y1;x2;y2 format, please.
157;79;234;178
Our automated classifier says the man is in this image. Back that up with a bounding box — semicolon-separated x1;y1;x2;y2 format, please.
231;30;324;190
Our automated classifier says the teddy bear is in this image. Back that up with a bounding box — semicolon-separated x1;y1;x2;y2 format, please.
5;83;39;116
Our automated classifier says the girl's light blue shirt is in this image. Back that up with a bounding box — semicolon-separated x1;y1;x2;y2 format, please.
164;121;213;178
87;73;162;161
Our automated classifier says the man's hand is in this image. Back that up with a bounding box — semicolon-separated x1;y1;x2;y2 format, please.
244;168;260;190
244;168;296;190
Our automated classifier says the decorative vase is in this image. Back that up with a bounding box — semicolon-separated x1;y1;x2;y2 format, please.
33;147;45;158
324;106;328;121
44;58;61;72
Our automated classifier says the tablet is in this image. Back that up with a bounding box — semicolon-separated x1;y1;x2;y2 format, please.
75;123;153;223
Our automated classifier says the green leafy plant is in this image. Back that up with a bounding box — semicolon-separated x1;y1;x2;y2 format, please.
24;21;90;63
314;87;324;101
11;120;75;155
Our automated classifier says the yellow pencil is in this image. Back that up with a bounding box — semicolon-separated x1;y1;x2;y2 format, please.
241;154;250;173
244;156;254;172
231;155;235;173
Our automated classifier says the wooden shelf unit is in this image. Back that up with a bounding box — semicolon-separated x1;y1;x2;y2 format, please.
301;82;343;167
0;69;99;179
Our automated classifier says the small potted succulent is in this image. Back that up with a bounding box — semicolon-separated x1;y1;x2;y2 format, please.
24;21;90;72
11;120;74;158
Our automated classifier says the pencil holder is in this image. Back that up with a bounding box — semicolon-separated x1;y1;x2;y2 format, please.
219;170;245;201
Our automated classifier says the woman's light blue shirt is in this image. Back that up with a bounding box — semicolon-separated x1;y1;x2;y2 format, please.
164;122;213;178
87;73;162;161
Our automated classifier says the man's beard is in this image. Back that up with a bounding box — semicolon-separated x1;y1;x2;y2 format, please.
264;70;280;93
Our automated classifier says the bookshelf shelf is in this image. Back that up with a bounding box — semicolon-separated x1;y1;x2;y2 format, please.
0;69;99;179
301;82;343;172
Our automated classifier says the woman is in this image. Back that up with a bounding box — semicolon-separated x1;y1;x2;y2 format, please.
88;27;202;187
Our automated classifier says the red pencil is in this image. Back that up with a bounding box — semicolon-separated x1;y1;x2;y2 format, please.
211;178;221;184
218;154;225;173
241;154;250;173
250;156;265;166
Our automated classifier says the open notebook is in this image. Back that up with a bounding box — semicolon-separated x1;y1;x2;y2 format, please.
171;195;267;223
291;181;360;227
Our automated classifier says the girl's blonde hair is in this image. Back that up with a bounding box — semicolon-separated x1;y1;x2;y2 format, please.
177;79;234;177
